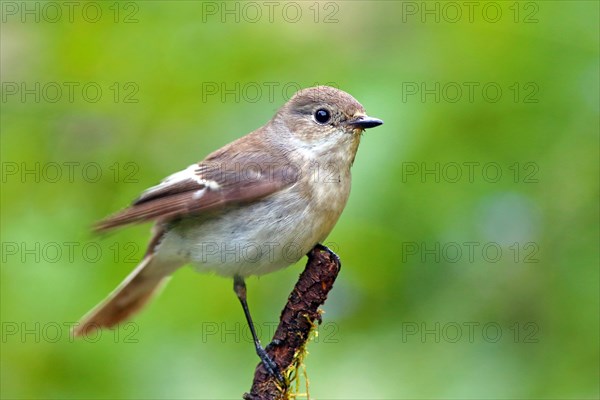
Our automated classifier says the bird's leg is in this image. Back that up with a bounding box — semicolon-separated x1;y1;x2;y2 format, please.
233;275;285;384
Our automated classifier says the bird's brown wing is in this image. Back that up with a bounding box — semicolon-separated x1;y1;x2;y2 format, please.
95;158;298;232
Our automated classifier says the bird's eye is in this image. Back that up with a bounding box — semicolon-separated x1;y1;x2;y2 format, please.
314;108;331;124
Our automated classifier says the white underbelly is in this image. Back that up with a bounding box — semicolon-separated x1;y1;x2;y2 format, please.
154;185;347;277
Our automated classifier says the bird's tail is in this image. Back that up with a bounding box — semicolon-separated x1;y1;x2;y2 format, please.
72;254;177;337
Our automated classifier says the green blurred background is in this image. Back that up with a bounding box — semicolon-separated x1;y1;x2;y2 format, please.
1;1;598;399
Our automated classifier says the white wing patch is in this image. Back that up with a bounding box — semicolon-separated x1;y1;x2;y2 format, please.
162;164;199;183
163;164;220;188
192;189;207;200
139;164;220;201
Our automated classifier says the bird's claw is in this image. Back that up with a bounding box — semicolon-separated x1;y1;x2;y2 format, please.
256;345;285;385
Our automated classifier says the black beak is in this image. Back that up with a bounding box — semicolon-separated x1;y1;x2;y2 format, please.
347;115;384;129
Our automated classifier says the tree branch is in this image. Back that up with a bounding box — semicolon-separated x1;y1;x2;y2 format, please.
243;244;341;400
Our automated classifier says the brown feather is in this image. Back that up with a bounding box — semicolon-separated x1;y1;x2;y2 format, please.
72;255;171;337
95;156;298;232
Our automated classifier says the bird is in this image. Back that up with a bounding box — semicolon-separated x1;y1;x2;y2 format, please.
73;85;383;380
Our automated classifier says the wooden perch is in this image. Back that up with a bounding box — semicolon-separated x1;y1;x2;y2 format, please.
243;244;341;400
